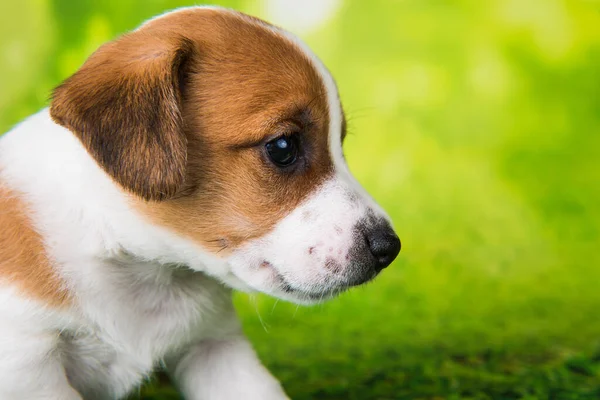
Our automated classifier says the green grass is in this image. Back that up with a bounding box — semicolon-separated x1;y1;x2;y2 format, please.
2;0;600;398
141;350;600;399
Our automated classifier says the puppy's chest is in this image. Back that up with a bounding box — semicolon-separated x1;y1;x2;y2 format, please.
61;263;236;398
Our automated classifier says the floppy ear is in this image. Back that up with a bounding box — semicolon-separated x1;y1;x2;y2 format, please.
50;31;194;201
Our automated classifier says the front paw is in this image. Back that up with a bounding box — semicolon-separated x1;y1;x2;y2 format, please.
203;380;290;400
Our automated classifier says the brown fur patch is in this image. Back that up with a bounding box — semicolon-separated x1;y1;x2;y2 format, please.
0;185;70;306
139;10;335;252
52;8;343;254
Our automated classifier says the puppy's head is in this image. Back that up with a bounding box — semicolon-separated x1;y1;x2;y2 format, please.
50;7;400;304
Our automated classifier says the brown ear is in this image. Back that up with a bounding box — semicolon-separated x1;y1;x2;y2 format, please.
50;31;194;201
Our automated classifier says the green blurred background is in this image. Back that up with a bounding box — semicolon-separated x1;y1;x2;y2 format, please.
2;0;600;398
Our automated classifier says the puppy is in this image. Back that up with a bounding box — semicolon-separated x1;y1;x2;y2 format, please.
0;6;400;399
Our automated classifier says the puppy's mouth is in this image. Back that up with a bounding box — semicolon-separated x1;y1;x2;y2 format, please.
265;261;379;303
279;280;346;302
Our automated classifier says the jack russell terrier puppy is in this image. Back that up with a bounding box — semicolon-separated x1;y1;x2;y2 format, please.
0;6;400;400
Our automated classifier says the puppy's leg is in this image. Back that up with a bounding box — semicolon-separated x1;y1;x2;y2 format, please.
167;335;289;400
0;328;82;400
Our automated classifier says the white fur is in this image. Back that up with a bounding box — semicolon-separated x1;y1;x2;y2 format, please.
0;6;391;399
0;110;287;399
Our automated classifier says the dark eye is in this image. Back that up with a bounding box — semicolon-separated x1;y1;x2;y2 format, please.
265;135;299;167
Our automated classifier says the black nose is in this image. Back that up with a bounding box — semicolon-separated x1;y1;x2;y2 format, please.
366;227;401;271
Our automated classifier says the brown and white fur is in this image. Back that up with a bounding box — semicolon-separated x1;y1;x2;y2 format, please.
0;6;400;400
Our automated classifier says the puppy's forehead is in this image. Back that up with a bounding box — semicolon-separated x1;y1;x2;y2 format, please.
142;7;335;145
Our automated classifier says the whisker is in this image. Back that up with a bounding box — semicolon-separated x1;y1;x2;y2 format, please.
252;296;269;333
271;299;280;315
